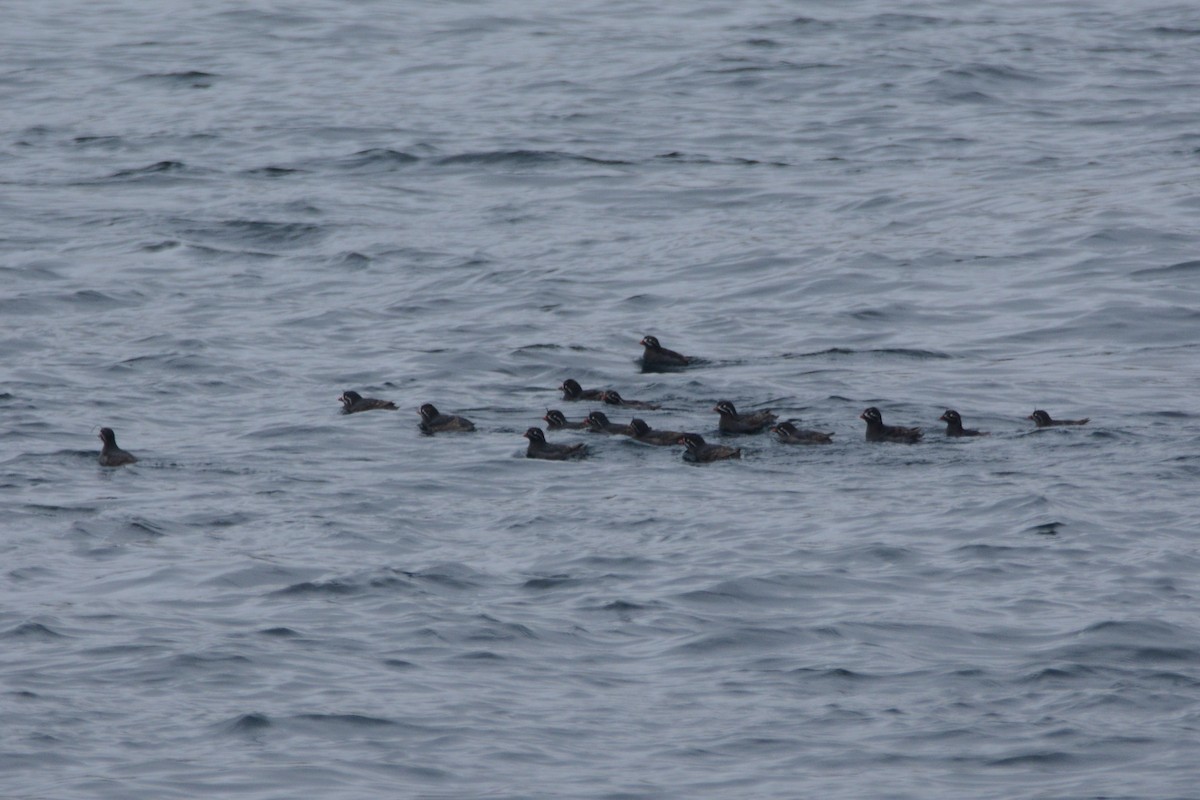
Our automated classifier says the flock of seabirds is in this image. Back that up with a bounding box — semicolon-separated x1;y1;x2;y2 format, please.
96;335;1091;466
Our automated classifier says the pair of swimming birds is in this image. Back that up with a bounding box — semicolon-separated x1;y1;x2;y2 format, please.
339;392;475;434
523;427;742;462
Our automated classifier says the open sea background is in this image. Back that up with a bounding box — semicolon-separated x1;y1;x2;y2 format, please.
3;0;1200;797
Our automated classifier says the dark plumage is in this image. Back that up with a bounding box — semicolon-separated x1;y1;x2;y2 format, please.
523;427;588;460
601;390;661;410
585;410;632;435
628;418;685;446
860;407;922;443
770;421;834;445
1029;409;1089;427
940;409;989;437
639;335;690;370
418;403;476;433
713;400;777;434
560;378;606;401
543;409;588;430
678;432;741;462
97;427;137;467
339;390;397;414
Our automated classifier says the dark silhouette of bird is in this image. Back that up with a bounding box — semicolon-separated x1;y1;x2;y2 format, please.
543;409;588;430
713;400;777;434
586;410;632;435
418;403;475;433
1028;409;1089;427
98;428;138;466
770;421;834;444
601;390;661;410
678;432;741;462
524;427;588;460
560;378;605;401
859;407;922;443
639;335;690;370
939;409;989;437
628;418;685;446
339;390;397;414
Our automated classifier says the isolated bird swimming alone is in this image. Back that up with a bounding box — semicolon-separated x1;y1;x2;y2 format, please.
1028;409;1089;427
639;335;690;370
628;417;686;446
339;390;397;414
418;403;476;433
98;427;137;466
543;409;589;430
678;432;741;462
523;427;588;460
860;407;922;443
560;378;606;401
770;421;834;444
940;409;989;437
585;410;633;435
601;390;661;410
713;400;777;434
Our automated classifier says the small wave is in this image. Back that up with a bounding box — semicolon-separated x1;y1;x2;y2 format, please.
331;251;371;268
1149;26;1200;37
337;148;420;170
455;650;505;660
787;666;869;682
1078;619;1186;639
259;627;299;637
128;518;167;537
672;627;796;655
62;289;134;308
271;567;425;597
272;579;360;596
652;151;783;166
468;616;537;642
600;600;646;612
944;90;997;104
171;652;252;668
403;566;484;590
1133;259;1200;278
784;347;951;361
512;342;586;353
1020;665;1095;683
223;713;272;734
107;160;188;180
383;658;416;669
1;622;65;639
988;750;1075;767
243;165;305;177
179;219;326;249
133;70;218;87
436;150;627;167
73;135;122;148
942;64;1042;83
867;12;947;28
748;16;833;32
522;575;580;591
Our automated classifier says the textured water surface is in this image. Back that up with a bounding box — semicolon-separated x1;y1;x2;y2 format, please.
3;0;1200;798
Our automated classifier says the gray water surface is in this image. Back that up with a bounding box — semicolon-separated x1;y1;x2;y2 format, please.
3;1;1200;798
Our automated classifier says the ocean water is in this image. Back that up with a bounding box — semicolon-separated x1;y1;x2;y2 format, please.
3;0;1200;797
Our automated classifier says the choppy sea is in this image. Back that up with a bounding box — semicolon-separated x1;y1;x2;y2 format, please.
3;1;1200;797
